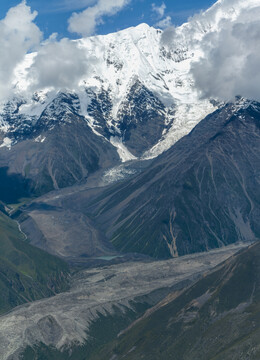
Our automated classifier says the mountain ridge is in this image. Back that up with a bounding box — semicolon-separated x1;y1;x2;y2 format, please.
15;99;260;261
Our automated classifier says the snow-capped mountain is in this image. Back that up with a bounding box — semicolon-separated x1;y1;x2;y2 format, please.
0;23;213;160
0;0;258;161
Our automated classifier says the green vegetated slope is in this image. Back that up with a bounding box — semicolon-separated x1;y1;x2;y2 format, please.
0;211;69;314
93;241;260;360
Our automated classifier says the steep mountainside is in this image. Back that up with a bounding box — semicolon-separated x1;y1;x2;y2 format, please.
0;92;120;202
0;1;259;357
83;100;260;258
0;0;258;201
94;241;260;360
0;21;216;163
4;0;259;162
17;99;260;260
0;211;69;314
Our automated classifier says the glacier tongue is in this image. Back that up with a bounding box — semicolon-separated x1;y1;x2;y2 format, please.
142;100;216;159
110;136;137;162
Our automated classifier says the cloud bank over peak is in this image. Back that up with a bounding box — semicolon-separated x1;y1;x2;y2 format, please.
1;0;260;105
0;1;42;102
161;0;260;102
28;38;89;92
0;2;91;101
191;6;260;102
0;0;134;102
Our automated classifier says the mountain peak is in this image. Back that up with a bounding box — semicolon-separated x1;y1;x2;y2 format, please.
129;22;152;31
2;0;258;159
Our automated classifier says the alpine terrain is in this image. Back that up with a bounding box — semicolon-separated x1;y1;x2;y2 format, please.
0;0;259;359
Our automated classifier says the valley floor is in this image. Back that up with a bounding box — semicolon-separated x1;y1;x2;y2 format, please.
0;243;247;360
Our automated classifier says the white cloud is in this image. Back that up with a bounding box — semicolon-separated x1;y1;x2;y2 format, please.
0;2;94;101
152;2;171;30
27;38;89;91
68;0;131;36
0;1;42;102
155;16;172;29
160;0;260;102
191;6;260;101
40;0;96;14
152;3;166;19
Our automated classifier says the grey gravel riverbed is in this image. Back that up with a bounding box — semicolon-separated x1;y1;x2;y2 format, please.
0;243;248;360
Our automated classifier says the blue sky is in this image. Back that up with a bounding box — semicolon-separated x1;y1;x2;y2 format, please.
0;0;216;39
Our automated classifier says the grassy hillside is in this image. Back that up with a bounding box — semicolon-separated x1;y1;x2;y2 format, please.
92;242;260;360
0;211;69;314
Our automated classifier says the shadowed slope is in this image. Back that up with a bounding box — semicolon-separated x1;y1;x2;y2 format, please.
82;100;260;258
94;241;260;360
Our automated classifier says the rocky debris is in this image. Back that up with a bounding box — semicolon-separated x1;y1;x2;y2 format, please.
0;244;246;360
